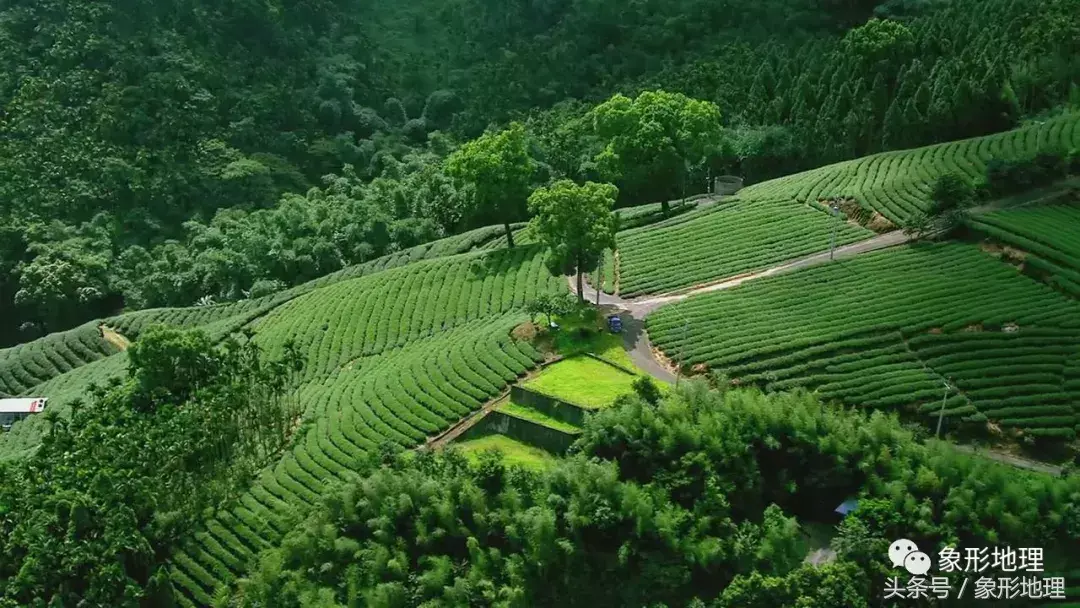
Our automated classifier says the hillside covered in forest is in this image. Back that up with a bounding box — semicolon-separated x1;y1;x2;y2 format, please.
1;0;1080;606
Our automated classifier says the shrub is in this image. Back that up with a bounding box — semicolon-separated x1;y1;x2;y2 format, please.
248;279;285;299
984;150;1071;198
632;376;662;405
929;173;974;214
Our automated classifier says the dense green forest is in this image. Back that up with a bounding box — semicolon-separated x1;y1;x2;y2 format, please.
3;0;1080;603
2;0;1078;345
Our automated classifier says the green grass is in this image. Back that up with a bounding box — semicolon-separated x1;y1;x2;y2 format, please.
549;308;643;373
524;356;638;409
455;434;557;470
498;401;582;433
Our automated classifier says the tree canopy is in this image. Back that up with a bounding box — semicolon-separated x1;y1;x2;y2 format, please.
528;180;619;302
2;0;1079;344
0;326;303;606
446;123;536;247
592;91;723;212
210;381;1080;606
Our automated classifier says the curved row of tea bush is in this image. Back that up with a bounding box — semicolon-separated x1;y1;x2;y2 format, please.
168;247;563;603
0;232;550;464
647;243;1080;437
0;353;130;460
0;321;119;398
105;225;509;342
168;316;543;606
252;246;562;381
609;115;1079;299
739;113;1080;225
967;203;1080;297
616;197;872;297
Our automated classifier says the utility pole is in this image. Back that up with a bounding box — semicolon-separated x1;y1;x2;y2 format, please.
830;202;841;261
936;379;953;438
674;309;689;387
595;265;601;308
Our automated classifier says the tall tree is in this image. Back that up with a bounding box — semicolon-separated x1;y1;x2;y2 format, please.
527;180;618;303
591;90;723;212
445;122;536;247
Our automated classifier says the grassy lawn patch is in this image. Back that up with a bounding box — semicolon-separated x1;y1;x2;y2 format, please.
589;332;637;370
499;401;582;433
549;308;608;355
543;306;646;374
524;356;638;409
455;434;557;470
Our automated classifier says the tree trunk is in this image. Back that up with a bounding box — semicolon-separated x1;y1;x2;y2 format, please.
577;259;585;304
504;222;515;248
595;265;601;307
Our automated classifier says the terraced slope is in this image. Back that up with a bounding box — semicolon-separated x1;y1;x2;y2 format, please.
967;203;1080;298
740;113;1080;224
169;247;562;605
647;243;1080;438
612;114;1080;298
0;321;119;398
250;246;559;376
108;223;509;342
0;225;514;461
616;197;872;297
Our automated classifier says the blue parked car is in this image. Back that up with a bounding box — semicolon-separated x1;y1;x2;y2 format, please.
607;314;623;333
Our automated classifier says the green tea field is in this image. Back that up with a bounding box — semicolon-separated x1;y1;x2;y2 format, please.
646;243;1080;439
6;0;1080;603
1;113;1078;607
167;246;562;605
609;113;1080;297
739;112;1080;224
968;202;1080;298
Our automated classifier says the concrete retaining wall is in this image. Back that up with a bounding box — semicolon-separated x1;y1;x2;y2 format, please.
714;176;744;195
510;385;589;427
461;410;580;453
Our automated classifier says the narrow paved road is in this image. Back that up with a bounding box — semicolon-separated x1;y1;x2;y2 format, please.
618;314;677;384
570;229;1072;477
573;229;912;318
571;230;912;383
629;230;912;316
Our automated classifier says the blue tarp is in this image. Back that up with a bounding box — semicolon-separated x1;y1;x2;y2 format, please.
835;499;859;516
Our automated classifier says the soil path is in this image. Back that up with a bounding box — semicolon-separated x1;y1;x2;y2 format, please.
424;392;510;450
99;325;131;351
